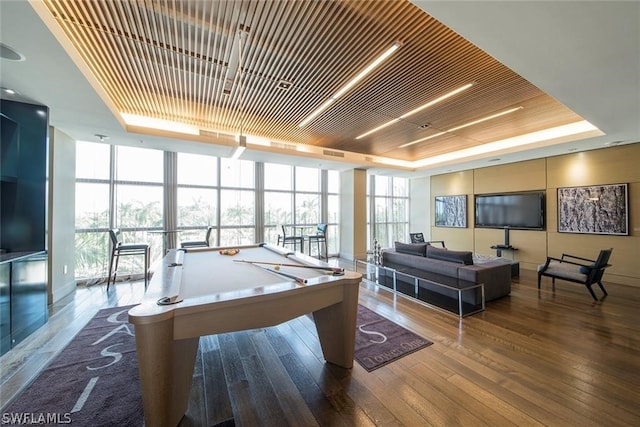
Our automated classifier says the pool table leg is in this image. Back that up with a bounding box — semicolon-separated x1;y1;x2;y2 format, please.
312;283;359;368
133;317;199;427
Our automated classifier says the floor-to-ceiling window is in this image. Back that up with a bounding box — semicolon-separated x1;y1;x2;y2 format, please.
75;142;165;281
326;170;340;255
295;166;321;226
75;141;111;281
75;141;343;281
367;175;409;249
175;154;256;246
176;152;218;244
263;163;294;244
262;163;337;256
114;146;164;259
219;158;255;245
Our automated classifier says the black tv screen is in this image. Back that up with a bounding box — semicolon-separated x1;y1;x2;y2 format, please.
475;192;545;230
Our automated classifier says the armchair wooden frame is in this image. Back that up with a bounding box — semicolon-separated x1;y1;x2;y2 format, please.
537;248;612;301
426;240;446;248
409;233;446;248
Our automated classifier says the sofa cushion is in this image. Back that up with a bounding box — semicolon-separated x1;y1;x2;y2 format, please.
426;245;473;265
383;250;428;269
394;241;427;257
538;261;587;281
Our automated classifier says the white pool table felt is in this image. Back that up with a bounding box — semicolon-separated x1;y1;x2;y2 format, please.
179;246;329;299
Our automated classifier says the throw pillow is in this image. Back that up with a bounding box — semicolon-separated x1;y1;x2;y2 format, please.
426;245;474;265
394;241;427;257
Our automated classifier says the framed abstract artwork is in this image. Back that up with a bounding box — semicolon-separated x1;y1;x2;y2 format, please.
557;183;628;235
435;195;467;228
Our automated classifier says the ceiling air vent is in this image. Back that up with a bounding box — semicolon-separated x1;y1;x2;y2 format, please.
323;149;344;158
270;141;297;151
199;130;235;141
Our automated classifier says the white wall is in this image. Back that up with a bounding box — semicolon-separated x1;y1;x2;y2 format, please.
48;127;76;303
410;176;430;240
339;169;367;260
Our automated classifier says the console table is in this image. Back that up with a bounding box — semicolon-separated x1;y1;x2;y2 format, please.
354;260;484;318
475;253;520;278
490;245;518;258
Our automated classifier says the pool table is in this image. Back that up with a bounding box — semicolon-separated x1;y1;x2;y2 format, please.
128;243;362;427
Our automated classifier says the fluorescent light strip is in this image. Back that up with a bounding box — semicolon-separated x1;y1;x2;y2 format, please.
398;106;523;148
356;83;473;139
299;42;401;128
357;118;402;139
398;131;446;148
298;98;335;128
447;106;523;132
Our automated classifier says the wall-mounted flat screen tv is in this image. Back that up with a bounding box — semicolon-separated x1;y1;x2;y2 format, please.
475;191;545;230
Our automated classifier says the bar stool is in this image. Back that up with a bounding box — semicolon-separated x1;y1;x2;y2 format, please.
305;223;328;260
181;226;214;248
107;228;150;290
277;225;304;252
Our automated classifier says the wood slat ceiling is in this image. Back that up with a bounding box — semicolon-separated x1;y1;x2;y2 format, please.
41;0;586;162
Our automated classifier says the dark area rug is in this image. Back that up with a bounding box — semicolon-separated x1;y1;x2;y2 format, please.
3;303;431;426
355;305;433;372
2;305;142;427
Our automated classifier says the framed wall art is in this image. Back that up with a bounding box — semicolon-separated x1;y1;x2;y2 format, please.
435;195;467;228
557;183;628;235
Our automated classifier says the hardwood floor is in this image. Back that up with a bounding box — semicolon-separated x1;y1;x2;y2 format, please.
1;263;639;426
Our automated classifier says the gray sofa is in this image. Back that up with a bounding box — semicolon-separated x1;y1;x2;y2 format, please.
379;242;512;306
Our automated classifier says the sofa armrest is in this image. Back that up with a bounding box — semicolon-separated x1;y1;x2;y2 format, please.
458;262;511;302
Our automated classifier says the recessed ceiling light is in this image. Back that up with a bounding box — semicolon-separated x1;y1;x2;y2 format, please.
0;43;25;61
277;80;293;90
1;87;17;95
94;134;109;142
